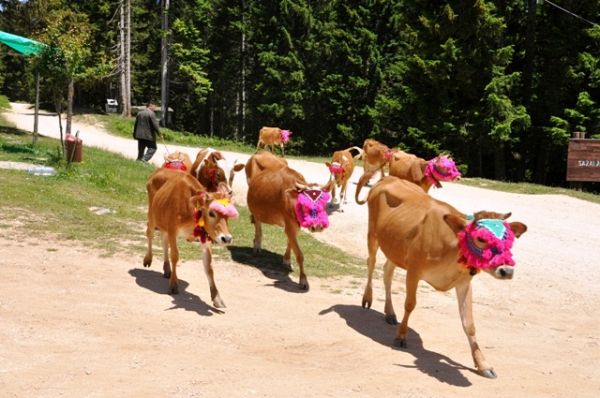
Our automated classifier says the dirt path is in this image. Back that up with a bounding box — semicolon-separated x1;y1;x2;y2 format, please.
1;103;600;397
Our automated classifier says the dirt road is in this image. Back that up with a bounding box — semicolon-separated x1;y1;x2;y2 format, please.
1;103;599;397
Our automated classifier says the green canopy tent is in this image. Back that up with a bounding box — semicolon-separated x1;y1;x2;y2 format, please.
0;30;46;140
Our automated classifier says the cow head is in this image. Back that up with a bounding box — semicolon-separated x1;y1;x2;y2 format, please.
195;152;245;195
291;181;332;232
191;191;238;245
424;155;461;188
280;129;292;144
162;151;192;171
445;212;527;279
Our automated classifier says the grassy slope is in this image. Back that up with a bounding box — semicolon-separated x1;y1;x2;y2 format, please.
0;111;364;279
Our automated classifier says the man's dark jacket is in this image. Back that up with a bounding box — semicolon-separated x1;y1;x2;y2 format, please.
133;108;160;141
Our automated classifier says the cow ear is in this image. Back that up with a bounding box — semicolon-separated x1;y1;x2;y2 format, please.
509;222;527;238
411;161;426;182
233;163;245;172
295;182;308;191
325;162;331;168
444;213;467;234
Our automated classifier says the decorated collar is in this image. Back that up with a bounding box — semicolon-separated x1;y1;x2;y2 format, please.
457;218;515;270
383;149;393;160
294;189;331;229
193;209;211;243
424;156;461;188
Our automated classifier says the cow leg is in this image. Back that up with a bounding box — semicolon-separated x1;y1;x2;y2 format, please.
252;218;263;254
280;143;285;158
456;282;497;378
285;224;307;290
394;270;419;348
361;231;379;308
340;180;348;205
161;233;171;278
202;244;225;308
283;240;292;268
143;221;154;267
383;259;398;325
167;233;179;294
330;183;338;205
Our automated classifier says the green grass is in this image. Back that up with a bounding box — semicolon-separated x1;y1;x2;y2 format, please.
459;177;600;205
0;124;365;279
0;95;10;110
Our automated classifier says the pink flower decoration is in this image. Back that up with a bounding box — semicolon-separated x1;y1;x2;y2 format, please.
294;189;330;230
328;162;344;175
280;129;292;144
424;155;461;187
457;220;516;270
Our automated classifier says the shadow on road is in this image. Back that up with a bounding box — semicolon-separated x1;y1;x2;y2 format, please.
227;245;307;293
128;268;223;317
319;304;476;386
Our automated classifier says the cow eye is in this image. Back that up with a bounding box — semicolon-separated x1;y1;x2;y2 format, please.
209;210;217;218
476;237;487;244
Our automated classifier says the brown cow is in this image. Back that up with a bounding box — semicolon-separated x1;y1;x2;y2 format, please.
325;146;363;210
256;126;292;157
143;171;238;307
355;151;461;200
360;177;527;378
388;150;461;192
191;147;245;193
161;151;193;172
244;149;288;183
246;151;332;290
361;138;393;179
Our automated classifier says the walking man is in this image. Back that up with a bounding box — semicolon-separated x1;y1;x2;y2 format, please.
133;101;161;162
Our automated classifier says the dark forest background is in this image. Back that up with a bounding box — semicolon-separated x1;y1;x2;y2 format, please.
2;0;600;186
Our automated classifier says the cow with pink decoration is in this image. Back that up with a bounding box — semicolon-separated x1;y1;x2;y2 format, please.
360;177;527;379
245;151;332;290
256;126;292;157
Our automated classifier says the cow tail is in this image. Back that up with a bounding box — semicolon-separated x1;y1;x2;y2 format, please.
355;171;375;205
348;146;364;160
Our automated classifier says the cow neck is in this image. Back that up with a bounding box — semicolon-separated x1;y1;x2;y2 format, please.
193;209;212;244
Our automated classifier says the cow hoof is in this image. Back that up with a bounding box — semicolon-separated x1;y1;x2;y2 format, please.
385;314;398;325
393;338;407;349
143;257;152;267
479;369;497;379
169;285;179;295
299;280;310;291
361;299;372;309
213;297;226;309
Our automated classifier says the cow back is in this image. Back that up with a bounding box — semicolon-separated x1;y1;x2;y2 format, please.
388;150;429;191
245;151;288;182
368;177;463;271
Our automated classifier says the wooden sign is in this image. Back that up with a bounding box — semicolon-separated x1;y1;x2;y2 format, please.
566;138;600;182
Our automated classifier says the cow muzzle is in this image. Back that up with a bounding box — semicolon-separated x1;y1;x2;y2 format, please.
217;234;233;245
494;266;514;280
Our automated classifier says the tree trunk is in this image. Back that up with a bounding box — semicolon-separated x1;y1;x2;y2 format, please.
33;71;40;145
54;94;64;157
119;0;127;116
238;0;246;141
494;141;506;180
66;78;74;136
119;0;131;117
160;0;170;127
125;0;131;116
